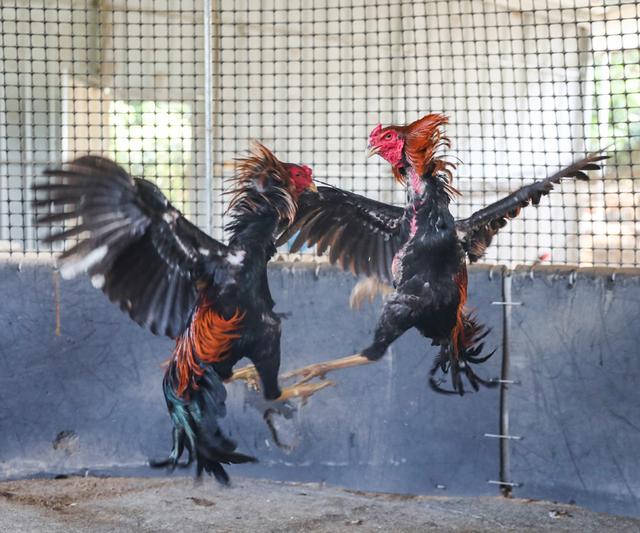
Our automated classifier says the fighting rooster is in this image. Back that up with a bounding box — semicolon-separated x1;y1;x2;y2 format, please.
34;144;322;483
276;114;605;394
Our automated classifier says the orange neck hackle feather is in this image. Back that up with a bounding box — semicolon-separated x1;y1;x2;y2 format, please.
172;295;245;397
450;269;485;359
403;114;453;176
451;268;469;359
395;114;459;197
225;141;297;225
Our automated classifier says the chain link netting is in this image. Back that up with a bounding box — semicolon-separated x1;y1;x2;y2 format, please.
1;0;638;266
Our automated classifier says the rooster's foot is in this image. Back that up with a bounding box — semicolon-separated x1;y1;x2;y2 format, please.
227;364;261;391
428;352;497;395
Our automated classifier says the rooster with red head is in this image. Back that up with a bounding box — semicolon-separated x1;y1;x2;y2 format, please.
277;114;605;394
367;114;455;190
35;142;320;483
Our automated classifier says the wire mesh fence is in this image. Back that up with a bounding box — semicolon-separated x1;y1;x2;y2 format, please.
1;0;638;266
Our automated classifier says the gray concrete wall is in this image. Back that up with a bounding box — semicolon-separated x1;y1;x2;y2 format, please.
0;261;638;517
508;267;640;516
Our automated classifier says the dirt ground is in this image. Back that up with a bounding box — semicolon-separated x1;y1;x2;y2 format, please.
0;476;638;533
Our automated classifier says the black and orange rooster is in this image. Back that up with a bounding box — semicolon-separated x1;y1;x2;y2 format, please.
34;144;322;483
277;114;606;394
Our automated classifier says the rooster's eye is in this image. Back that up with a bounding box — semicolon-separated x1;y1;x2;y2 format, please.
384;133;393;140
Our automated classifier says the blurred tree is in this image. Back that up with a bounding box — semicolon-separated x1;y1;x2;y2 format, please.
592;49;640;174
110;101;193;214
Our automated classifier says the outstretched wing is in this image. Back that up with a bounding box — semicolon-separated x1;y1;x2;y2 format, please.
34;156;227;338
276;185;410;283
455;154;607;262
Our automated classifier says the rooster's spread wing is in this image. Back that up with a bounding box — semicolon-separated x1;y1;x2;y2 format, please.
276;186;410;283
455;154;607;262
35;156;227;338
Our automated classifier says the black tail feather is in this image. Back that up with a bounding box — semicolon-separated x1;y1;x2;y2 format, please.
148;427;192;471
429;314;498;395
152;362;257;484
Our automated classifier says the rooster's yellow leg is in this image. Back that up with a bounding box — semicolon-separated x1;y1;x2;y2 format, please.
280;353;372;385
277;380;335;403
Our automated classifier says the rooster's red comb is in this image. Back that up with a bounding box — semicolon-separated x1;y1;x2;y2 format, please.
368;124;383;143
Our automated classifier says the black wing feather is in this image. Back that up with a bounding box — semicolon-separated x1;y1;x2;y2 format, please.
34;155;227;338
276;185;410;284
455;154;607;262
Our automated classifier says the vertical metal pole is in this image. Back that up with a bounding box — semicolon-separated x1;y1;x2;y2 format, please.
0;80;8;243
60;70;70;162
499;267;513;496
20;74;34;252
388;3;407;207
203;0;213;235
87;0;102;88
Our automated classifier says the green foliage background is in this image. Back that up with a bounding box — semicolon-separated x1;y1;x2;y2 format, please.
110;101;193;214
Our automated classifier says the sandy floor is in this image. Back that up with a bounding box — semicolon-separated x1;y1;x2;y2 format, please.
0;476;638;533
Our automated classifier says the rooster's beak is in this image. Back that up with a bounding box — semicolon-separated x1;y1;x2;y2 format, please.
366;144;380;158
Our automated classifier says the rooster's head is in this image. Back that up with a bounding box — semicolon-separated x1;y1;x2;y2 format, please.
229;142;316;226
285;163;315;197
367;114;454;186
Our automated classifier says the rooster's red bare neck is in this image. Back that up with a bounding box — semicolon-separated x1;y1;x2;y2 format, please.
406;166;425;198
